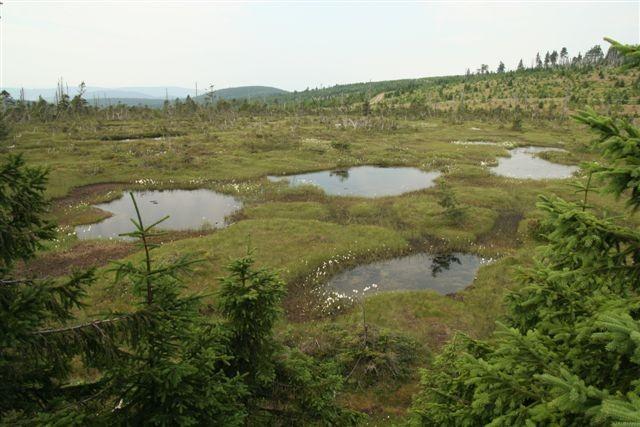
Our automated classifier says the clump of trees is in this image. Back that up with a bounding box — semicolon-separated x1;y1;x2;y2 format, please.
410;39;640;426
0;156;361;425
488;43;611;75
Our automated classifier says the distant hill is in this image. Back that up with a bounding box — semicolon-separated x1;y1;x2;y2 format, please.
102;87;196;99
1;85;287;107
194;86;288;102
1;86;196;102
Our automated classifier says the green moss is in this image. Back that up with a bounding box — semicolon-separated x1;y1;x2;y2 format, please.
89;218;409;313
241;201;332;221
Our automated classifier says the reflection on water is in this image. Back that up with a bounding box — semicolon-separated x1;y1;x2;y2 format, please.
330;169;350;181
430;253;462;277
268;166;441;197
491;146;578;179
327;252;491;295
75;189;242;240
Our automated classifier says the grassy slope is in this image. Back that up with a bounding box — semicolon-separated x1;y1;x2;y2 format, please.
272;67;639;116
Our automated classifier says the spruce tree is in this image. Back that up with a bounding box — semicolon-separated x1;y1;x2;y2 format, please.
411;39;640;426
536;52;543;68
102;194;247;425
0;176;359;424
217;253;363;425
0;155;132;423
561;47;569;65
0;168;247;424
438;180;466;224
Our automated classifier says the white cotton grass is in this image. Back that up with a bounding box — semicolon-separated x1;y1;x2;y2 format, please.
315;277;381;317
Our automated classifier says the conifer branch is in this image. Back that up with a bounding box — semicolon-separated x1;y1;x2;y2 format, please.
33;315;129;336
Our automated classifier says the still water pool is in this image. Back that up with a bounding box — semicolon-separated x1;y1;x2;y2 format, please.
76;189;242;240
490;147;578;179
268;166;441;197
327;252;491;295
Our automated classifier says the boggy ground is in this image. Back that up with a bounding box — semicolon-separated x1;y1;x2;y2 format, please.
8;115;636;422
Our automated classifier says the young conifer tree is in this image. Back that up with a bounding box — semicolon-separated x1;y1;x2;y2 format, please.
101;194;247;425
217;253;364;425
0;155;135;423
410;38;640;426
1;161;361;424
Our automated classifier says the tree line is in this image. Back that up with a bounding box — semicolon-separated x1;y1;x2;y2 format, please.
472;43;621;75
1;41;632;126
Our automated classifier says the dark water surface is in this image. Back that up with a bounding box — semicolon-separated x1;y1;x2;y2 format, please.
327;252;491;295
268;166;441;197
76;189;242;240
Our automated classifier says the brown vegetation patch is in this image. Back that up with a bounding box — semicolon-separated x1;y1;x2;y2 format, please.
16;230;218;279
147;229;218;244
53;182;127;206
16;241;136;278
99;131;185;141
425;321;455;348
477;210;524;248
446;292;464;302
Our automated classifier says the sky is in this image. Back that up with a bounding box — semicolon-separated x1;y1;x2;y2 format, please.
1;1;639;91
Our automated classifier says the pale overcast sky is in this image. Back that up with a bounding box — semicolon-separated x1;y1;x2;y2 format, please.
1;1;639;91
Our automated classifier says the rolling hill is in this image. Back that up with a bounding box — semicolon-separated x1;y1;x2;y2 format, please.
194;85;288;102
2;85;288;107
